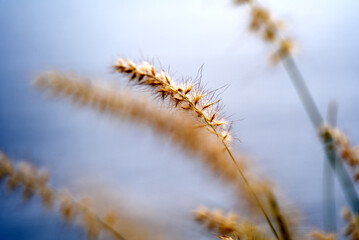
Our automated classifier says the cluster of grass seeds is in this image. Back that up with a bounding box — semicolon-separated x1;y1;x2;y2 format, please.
342;207;359;240
35;71;272;212
233;0;295;63
194;206;269;240
320;125;359;181
0;152;126;240
113;58;298;240
234;0;359;235
309;231;337;240
113;59;233;143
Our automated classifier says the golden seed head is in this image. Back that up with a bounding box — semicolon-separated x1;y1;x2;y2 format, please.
1;152;127;240
126;59;136;69
113;58;234;142
251;7;270;24
270;38;296;64
60;201;78;223
104;211;117;226
194;206;250;237
194;206;210;222
263;24;277;42
280;38;296;55
309;231;337;240
319;125;359;180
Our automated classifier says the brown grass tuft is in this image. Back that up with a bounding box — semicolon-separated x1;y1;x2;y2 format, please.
0;152;127;240
34;71;262;209
342;207;359;240
194;205;270;240
234;0;295;63
309;230;337;240
36;71;300;240
320;125;359;181
113;58;233;143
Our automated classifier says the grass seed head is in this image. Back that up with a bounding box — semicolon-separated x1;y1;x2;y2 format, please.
113;58;234;143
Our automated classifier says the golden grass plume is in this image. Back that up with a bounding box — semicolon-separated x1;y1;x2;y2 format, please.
35;71;298;233
113;58;233;143
320;125;359;181
233;0;295;63
34;71;261;209
194;205;270;240
309;231;337;240
342;207;359;240
0;152;126;240
112;58;299;240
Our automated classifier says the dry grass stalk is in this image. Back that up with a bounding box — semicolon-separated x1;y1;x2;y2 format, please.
34;71;263;209
266;190;293;240
72;181;184;240
36;71;299;240
0;152;127;240
309;231;336;240
342;207;359;240
320;125;359;181
36;72;285;216
36;71;301;240
194;206;270;240
113;58;233;143
113;59;294;240
233;0;295;63
235;0;359;216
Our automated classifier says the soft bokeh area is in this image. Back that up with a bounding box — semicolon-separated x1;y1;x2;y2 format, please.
0;0;358;239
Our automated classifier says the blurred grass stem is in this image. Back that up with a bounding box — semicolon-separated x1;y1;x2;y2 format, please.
282;55;359;213
323;102;337;231
221;140;280;240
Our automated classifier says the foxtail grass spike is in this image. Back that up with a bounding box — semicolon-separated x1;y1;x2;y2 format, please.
0;152;127;240
322;102;338;231
113;59;281;240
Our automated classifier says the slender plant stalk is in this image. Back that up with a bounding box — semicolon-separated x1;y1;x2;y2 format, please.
0;153;127;240
282;54;359;213
234;0;359;232
220;131;280;240
267;192;292;240
76;202;127;240
323;102;337;231
36;71;259;213
114;60;281;240
194;206;270;239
